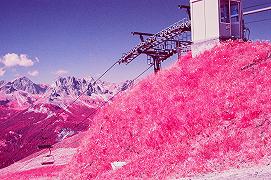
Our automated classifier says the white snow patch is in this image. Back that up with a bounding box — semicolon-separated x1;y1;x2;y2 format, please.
58;103;72;113
57;128;75;142
111;161;127;171
0;139;7;148
27;104;49;114
45;111;56;119
27;104;56;120
15;92;24;107
79;99;95;108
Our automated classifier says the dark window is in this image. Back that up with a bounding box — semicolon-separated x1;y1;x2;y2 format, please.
220;1;230;23
230;1;239;22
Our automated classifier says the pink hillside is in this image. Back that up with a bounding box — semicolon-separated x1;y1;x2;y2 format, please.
2;40;271;179
60;41;271;179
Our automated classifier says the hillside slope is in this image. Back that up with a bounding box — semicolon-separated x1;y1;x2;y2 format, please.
61;41;271;179
2;41;271;179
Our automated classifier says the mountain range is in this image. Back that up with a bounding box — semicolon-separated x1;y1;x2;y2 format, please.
0;76;132;107
0;76;132;169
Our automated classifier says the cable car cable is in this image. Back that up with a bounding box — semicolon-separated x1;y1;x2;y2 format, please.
33;61;120;141
6;60;120;166
13;64;154;170
74;64;154;126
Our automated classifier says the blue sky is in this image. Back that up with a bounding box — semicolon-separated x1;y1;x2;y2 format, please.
0;0;270;83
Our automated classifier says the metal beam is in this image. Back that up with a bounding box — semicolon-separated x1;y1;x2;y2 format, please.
244;6;271;16
132;32;154;36
132;32;155;42
178;5;191;19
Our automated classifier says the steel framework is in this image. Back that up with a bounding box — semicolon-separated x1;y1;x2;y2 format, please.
118;18;192;73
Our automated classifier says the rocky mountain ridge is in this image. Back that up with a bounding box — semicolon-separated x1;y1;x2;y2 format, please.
0;76;132;105
0;77;46;94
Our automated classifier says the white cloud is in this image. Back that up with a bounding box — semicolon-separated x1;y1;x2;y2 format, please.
1;53;34;67
55;69;68;76
0;68;5;77
28;70;39;77
19;54;34;67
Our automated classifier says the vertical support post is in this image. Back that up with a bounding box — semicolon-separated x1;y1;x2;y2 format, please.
153;57;161;74
176;41;182;59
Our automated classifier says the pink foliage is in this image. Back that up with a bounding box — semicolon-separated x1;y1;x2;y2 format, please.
59;41;271;179
3;41;271;179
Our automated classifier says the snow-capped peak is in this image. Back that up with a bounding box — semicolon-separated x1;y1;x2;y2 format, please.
0;76;47;94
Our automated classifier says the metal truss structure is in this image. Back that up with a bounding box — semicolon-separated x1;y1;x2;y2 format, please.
118;18;192;73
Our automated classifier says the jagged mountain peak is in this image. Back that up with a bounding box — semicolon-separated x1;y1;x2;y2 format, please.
49;76;132;100
13;76;30;81
0;76;47;94
11;76;33;86
51;76;106;97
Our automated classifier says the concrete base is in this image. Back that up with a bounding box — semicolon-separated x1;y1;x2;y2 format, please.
191;38;220;57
